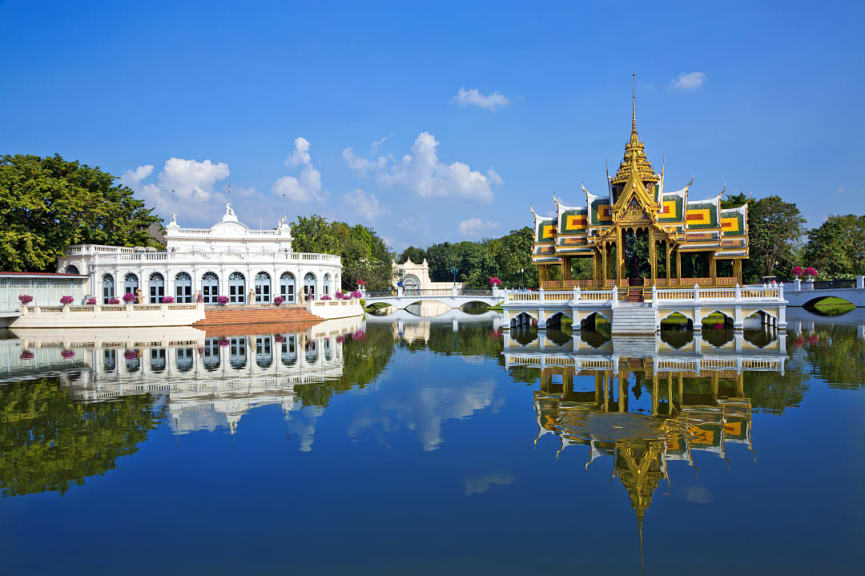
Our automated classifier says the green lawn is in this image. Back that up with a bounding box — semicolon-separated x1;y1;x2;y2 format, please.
811;296;855;316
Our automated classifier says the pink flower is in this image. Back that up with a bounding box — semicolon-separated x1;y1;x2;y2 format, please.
804;266;818;278
107;298;121;304
791;266;803;277
273;296;284;305
61;349;75;359
59;295;74;305
86;297;97;305
321;295;332;300
123;350;139;360
350;291;363;299
18;294;33;304
217;295;230;305
122;292;137;303
489;276;502;286
19;350;34;360
160;296;175;303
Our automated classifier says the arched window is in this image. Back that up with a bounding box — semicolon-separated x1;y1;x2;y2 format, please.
176;348;194;372
323;273;330;296
255;336;273;368
305;339;318;364
150;349;166;372
103;349;116;372
255;272;271;303
281;335;297;366
102;274;115;303
201;272;219;304
202;338;220;371
64;264;80;274
303;272;316;301
175;272;192;303
229;336;247;368
229;272;246;304
124;273;139;295
149;272;165;303
280;272;296;303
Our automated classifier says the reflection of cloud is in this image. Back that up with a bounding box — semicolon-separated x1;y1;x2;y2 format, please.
683;485;713;504
347;378;497;451
464;473;515;495
286;405;324;452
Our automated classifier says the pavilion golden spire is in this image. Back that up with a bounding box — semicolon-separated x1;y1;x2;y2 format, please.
613;73;659;186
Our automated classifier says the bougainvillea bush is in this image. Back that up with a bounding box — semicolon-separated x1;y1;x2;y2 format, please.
273;296;284;305
217;295;230;305
107;298;121;304
160;296;175;303
321;295;332;300
18;294;33;305
791;266;803;277
335;291;345;300
351;291;363;299
489;276;502;287
59;295;74;305
122;292;137;303
86;297;97;305
804;266;818;278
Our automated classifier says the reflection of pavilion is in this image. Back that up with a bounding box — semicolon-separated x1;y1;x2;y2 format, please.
2;318;362;437
505;332;778;553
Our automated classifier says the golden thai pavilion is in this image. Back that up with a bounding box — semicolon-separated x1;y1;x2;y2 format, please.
532;85;749;290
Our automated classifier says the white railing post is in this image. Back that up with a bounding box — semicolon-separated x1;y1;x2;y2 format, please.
778;282;784;301
735;283;741;302
651;285;657;308
610;287;617;308
693;283;700;302
539;287;545;302
573;285;580;303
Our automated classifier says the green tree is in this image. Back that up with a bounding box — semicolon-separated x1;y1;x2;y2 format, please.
0;154;160;271
744;195;806;282
291;215;393;290
803;215;865;277
397;246;427;265
0;379;164;497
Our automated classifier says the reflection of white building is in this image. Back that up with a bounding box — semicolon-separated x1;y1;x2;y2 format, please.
57;203;342;304
3;319;363;442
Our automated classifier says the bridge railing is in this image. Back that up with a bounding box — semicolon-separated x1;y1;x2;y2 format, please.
503;284;785;305
365;288;494;299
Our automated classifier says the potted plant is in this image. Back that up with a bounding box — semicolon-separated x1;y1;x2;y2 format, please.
273;296;284;306
804;266;818;281
124;350;139;360
122;292;137;304
218;337;230;346
107;298;121;304
18;294;33;306
86;297;97;305
19;350;34;360
350;290;363;299
217;295;230;306
489;276;502;287
61;349;75;359
274;334;286;343
60;295;74;306
321;295;332;300
335;291;345;300
161;296;175;303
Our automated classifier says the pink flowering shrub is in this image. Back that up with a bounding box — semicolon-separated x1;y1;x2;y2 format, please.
335;291;345;300
86;297;97;305
61;349;75;359
273;296;284;305
107;298;121;304
60;295;74;305
804;266;818;278
321;295;332;300
357;279;366;286
19;350;34;360
122;292;137;303
18;294;33;305
161;296;175;303
217;295;230;305
791;266;803;277
489;276;502;287
274;334;286;343
124;350;139;360
218;337;230;346
350;290;363;299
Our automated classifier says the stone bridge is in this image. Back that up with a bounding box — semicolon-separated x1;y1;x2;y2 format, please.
783;282;865;307
364;288;501;310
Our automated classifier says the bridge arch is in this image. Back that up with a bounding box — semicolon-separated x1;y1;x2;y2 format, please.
699;308;735;328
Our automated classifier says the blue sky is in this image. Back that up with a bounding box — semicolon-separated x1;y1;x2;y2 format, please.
2;0;864;249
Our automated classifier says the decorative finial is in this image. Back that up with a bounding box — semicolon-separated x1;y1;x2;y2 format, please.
632;72;637;134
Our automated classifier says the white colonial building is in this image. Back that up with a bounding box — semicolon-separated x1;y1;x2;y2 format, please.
57;203;342;305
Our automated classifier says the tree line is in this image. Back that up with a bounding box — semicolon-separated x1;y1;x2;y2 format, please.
1;154;861;285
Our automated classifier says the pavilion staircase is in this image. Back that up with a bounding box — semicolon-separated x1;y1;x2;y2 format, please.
194;305;320;326
611;280;657;335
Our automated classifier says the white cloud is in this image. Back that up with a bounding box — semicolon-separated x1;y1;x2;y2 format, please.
452;87;510;111
122;158;231;220
342;147;388;176
272;137;323;203
340;188;383;222
671;71;706;91
458;217;498;237
378;132;500;203
120;165;154;188
464;473;515;496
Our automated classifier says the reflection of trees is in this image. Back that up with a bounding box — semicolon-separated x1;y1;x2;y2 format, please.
801;325;865;389
295;326;396;408
0;379;163;497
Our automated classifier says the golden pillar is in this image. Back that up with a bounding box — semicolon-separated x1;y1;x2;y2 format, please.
733;259;743;285
601;244;608;286
618;373;626;413
648;230;657;285
665;242;672;283
595;372;603;404
709;252;717;283
652;374;659;416
675;249;682;284
616;227;624;284
736;372;744;397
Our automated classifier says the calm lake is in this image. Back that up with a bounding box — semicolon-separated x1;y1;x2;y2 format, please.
1;310;864;575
